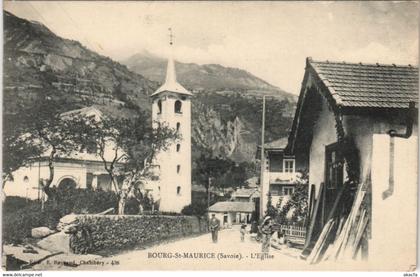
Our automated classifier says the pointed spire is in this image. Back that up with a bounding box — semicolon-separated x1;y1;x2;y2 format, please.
151;28;191;97
165;28;177;84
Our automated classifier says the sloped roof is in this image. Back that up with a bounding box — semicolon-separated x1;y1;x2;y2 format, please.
263;137;289;149
287;57;419;154
151;49;192;97
60;106;103;119
245;176;259;188
208;201;255;213
232;188;260;198
309;58;418;108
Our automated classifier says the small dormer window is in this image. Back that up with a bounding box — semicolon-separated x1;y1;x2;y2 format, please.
175;100;182;114
157;100;162;114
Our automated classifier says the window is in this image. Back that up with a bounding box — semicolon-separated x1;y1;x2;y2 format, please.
157;100;162;114
176;144;181;152
177;165;181;173
268;153;282;172
284;159;295;173
23;176;29;183
269;184;282;196
176;122;181;131
177;186;181;195
174;100;182;113
283;187;294;196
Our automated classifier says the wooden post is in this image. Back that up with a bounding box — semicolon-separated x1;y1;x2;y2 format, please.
259;96;266;220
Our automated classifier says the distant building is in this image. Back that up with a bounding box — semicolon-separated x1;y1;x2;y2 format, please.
3;106;122;200
257;137;302;215
231;187;260;203
208;201;254;227
147;38;192;213
244;176;259;188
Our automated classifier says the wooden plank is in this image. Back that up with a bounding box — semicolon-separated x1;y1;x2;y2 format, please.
329;183;365;260
352;213;369;259
302;183;324;252
337;188;366;260
306;185;316;228
341;191;365;252
326;183;349;222
307;218;334;264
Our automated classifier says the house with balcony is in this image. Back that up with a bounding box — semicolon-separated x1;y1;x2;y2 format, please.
257;137;303;215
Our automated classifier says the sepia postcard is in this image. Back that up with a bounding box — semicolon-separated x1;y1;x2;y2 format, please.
1;0;418;272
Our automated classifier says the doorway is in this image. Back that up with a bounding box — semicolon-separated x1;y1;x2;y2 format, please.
323;142;344;223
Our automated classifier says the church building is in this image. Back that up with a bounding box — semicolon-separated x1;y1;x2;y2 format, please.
148;34;192;213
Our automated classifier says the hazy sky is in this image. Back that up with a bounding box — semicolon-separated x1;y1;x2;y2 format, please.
4;1;419;94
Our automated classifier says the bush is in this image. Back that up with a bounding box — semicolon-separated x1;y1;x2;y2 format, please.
2;199;60;244
71;215;208;255
181;201;208;216
52;186;118;215
2;188;119;244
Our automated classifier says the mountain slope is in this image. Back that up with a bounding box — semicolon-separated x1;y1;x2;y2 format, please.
4;11;157;116
4;10;296;165
123;51;294;99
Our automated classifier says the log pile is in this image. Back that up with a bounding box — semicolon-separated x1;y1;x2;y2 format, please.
305;182;369;264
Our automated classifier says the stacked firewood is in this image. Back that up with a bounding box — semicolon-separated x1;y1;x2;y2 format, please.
306;183;369;264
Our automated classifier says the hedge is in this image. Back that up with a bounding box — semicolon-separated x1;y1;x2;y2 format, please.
70;215;209;255
2;197;62;244
2;187;118;245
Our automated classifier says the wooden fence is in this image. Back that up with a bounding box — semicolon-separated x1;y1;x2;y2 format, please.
279;224;306;245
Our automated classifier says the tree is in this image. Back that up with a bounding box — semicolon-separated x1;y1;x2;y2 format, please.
279;170;309;226
14;96;81;204
193;150;233;196
2;110;43;188
74;110;178;215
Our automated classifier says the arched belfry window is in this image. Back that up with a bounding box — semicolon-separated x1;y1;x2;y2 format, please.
157;100;162;114
175;100;182;114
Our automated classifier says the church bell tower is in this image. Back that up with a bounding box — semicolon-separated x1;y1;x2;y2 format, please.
150;29;192;213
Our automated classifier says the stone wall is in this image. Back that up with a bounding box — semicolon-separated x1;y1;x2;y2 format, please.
70;214;208;255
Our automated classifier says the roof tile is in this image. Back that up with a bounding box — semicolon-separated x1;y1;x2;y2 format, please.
310;60;418;108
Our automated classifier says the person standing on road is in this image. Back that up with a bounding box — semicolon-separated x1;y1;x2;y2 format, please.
260;216;273;252
240;223;247;242
209;214;220;243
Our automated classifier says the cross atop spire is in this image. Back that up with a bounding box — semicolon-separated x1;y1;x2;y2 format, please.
168;27;174;46
151;28;191;97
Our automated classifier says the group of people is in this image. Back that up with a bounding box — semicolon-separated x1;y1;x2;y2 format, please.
209;214;276;253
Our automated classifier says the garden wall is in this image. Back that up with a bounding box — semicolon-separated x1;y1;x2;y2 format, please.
70;214;208;255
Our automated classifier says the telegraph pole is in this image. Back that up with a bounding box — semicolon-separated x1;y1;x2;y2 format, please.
259;95;266;220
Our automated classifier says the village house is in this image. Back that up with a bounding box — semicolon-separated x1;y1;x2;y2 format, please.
257;137;303;215
3;106;123;200
287;58;418;267
208;201;254;227
231;187;260;203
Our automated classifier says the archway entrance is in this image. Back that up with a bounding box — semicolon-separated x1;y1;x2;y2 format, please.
57;178;77;191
